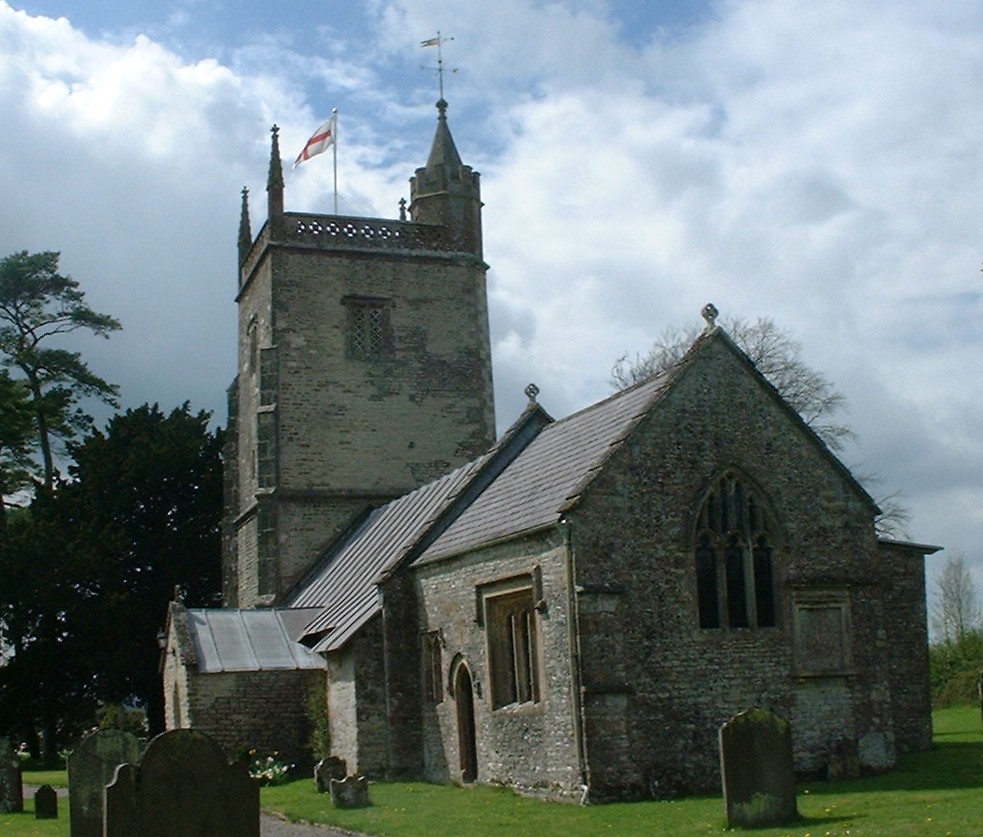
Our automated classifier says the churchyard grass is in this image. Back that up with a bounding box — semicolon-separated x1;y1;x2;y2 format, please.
19;769;67;788
3;707;980;836
262;705;983;836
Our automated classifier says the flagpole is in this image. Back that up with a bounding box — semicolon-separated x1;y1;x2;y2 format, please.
332;109;338;215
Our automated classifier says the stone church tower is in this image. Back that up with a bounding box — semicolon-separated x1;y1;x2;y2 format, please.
224;101;496;607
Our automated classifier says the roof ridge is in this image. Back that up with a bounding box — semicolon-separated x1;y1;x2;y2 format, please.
543;328;718;431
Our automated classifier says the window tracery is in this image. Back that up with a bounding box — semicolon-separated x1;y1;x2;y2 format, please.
695;472;777;629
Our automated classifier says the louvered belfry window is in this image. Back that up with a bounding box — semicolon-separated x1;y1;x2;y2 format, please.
695;472;777;630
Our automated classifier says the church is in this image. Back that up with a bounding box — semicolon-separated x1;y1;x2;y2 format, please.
162;100;938;801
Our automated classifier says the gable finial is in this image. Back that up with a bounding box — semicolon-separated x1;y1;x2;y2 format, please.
524;383;540;402
702;303;719;330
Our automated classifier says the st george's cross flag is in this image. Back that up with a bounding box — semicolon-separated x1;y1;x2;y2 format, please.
294;113;336;167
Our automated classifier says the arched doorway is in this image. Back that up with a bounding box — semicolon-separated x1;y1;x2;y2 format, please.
454;663;478;783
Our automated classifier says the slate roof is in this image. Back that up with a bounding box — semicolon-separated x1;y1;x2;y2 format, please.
417;367;677;564
186;608;326;673
285;454;493;652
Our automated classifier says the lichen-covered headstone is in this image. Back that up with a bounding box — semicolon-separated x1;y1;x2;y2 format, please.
68;728;142;837
719;708;797;828
0;736;23;813
103;728;259;837
330;775;370;809
34;784;58;819
314;756;347;793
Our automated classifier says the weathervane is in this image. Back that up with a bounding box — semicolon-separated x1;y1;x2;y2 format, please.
420;31;457;100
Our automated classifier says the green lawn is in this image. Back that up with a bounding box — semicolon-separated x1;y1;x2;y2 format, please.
5;707;982;836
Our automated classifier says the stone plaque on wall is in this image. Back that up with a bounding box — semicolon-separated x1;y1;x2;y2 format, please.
795;599;850;675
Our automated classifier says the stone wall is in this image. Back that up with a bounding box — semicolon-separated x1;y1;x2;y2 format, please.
566;336;906;796
326;615;389;778
414;531;583;801
878;541;933;753
409;335;930;802
163;606;320;767
230;231;496;607
177;668;320;766
380;570;424;778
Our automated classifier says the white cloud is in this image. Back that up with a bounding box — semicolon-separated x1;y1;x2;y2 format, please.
0;0;980;569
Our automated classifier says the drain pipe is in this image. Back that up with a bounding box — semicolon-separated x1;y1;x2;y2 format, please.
561;516;590;799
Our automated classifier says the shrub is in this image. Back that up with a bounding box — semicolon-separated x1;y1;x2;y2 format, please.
930;631;983;707
305;680;331;761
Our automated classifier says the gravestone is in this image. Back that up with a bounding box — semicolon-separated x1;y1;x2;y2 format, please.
330;775;370;809
0;736;23;813
719;708;797;828
826;737;859;781
314;756;347;793
68;728;142;837
34;784;58;819
103;728;259;837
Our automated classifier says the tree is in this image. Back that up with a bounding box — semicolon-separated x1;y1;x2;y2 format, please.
928;555;983;707
612;315;910;538
612;316;852;451
932;555;981;645
0;497;103;759
0;403;223;754
0;251;121;491
0;372;35;525
61;403;224;734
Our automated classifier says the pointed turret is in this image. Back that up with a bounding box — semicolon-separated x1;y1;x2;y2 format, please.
238;187;252;266
409;100;483;258
425;98;464;172
267;124;285;237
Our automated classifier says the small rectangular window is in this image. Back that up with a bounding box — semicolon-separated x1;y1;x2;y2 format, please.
422;630;444;704
344;296;391;359
486;588;540;709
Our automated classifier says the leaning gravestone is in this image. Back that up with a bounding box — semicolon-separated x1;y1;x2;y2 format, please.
68;728;142;837
103;728;259;837
34;784;58;819
0;736;23;813
314;756;347;793
719;708;797;828
330;775;370;809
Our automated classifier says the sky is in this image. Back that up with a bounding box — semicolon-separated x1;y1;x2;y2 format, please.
1;0;981;600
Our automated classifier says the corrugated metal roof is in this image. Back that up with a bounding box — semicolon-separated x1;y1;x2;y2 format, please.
417;370;676;563
187;608;326;673
286;455;491;651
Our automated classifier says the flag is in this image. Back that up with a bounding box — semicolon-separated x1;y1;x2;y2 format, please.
420;36;441;47
294;114;336;167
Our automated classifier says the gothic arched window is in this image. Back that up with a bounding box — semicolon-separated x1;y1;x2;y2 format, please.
694;472;777;629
